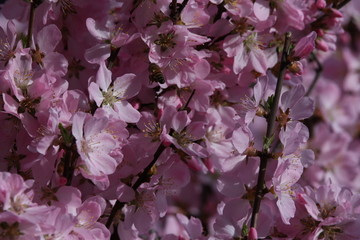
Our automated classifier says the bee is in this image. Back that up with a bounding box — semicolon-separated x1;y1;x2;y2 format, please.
148;63;165;84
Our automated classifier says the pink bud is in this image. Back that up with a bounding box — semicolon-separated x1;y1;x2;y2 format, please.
59;177;67;186
132;101;140;110
248;227;258;240
316;29;325;37
284;73;291;80
316;39;329;52
162;139;172;147
316;0;326;9
297;193;307;205
293;31;317;59
203;158;215;173
186;157;202;171
157;108;164;120
330;8;343;18
223;66;232;74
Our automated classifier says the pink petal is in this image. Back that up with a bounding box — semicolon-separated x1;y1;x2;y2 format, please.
96;61;112;91
114;101;141;123
233;43;249;74
37;24;62;53
254;0;270;21
72;112;87;140
113;73;139;99
84;117;108;139
88;82;104;107
277;194;295;224
249;48;268;74
85;44;111;64
86;18;110;40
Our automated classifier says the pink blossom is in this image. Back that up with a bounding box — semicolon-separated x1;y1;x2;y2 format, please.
223;32;277;75
88;61;141;123
72;112;119;185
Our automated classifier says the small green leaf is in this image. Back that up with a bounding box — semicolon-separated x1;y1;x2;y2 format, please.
263;94;275;113
18;33;28;48
241;223;249;237
263;135;274;151
59;123;73;147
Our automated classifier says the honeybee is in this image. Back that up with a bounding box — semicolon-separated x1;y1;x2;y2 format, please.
148;63;165;84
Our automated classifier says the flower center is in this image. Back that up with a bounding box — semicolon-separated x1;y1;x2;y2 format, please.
154;30;176;52
14;70;33;91
172;130;194;147
102;87;125;106
143;121;162;142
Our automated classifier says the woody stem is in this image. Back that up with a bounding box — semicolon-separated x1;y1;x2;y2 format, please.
249;32;292;229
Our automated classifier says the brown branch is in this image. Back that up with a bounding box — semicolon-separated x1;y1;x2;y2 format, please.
249;32;292;229
106;89;197;235
305;53;323;96
25;1;36;48
105;140;167;231
107;47;120;70
180;89;195;112
334;0;351;9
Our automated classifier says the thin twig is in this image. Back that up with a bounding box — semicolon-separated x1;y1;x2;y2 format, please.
312;0;351;28
179;0;189;13
105;142;166;230
106;90;197;231
213;2;226;23
305;53;323;96
170;0;177;20
107;47;121;69
130;0;143;15
334;0;351;9
180;89;195;111
25;1;36;48
249;32;292;229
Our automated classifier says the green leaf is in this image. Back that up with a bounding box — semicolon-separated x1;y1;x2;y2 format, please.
241;223;249;237
263;135;274;151
18;33;28;48
263;94;275;113
59;123;73;147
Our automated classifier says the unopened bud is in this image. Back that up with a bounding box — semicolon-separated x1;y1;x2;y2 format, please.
330;8;343;18
316;39;329;52
203;158;215;173
132;101;140;110
316;29;325;37
162;139;172;147
248;227;258;240
293;31;317;59
59;177;67;186
284;72;291;80
316;0;326;9
186;157;202;171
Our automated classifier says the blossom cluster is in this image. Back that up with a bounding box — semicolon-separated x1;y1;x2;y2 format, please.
0;0;359;239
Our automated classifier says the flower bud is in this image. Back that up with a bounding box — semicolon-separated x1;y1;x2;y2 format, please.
316;39;329;51
293;31;317;59
248;227;258;240
330;8;343;18
316;29;325;37
316;0;326;9
203;158;215;173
